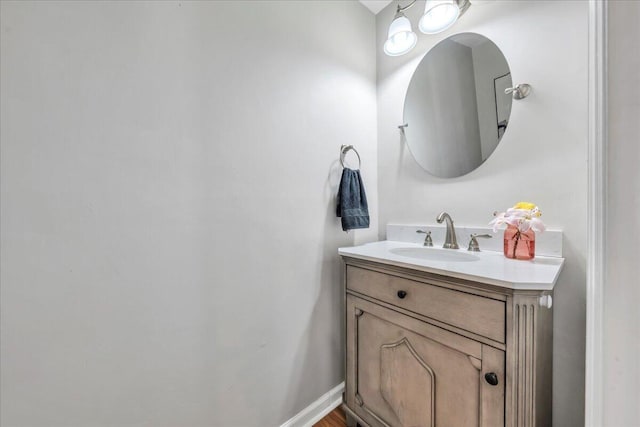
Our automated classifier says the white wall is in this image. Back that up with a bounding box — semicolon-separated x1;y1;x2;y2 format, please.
376;1;587;425
0;1;378;426
604;1;640;425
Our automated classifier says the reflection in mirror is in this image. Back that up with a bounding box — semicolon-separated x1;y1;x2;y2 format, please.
403;33;512;178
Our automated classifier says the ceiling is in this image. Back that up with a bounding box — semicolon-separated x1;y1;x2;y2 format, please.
359;1;495;15
359;0;393;15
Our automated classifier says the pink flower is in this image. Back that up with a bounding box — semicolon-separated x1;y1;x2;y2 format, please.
490;203;546;233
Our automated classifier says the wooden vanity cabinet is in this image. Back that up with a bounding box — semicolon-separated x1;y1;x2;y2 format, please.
342;258;553;427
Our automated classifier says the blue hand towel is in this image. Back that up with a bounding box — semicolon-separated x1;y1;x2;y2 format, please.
336;168;370;231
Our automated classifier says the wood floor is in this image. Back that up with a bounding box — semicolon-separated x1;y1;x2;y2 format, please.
313;406;347;427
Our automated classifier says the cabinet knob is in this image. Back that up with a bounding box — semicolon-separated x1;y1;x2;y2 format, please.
397;290;407;299
484;372;499;386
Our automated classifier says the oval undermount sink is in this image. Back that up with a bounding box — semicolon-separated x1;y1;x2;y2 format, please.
390;247;480;263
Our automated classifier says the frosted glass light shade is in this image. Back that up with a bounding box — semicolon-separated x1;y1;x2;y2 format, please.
419;0;460;34
384;13;417;56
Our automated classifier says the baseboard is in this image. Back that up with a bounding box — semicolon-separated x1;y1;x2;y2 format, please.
280;382;345;427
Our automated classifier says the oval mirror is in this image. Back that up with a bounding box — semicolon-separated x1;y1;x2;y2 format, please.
403;33;513;178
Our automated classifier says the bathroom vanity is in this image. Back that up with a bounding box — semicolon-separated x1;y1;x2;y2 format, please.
339;241;563;427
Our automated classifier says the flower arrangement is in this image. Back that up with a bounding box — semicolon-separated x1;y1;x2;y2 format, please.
490;202;546;233
490;202;545;260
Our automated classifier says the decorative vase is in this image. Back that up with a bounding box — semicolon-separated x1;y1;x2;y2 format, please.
503;225;535;260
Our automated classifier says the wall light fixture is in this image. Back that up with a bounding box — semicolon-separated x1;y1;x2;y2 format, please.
384;0;472;56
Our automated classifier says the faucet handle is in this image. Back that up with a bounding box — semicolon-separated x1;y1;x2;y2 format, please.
468;233;492;252
416;230;433;247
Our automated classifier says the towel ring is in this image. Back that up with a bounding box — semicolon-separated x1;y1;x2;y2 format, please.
340;145;361;169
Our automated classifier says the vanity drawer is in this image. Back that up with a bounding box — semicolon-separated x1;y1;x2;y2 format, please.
346;266;505;343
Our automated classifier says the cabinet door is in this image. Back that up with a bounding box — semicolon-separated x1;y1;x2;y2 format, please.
346;295;504;427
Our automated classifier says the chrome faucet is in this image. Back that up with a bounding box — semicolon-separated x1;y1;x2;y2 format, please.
467;233;492;251
416;230;433;246
436;212;459;249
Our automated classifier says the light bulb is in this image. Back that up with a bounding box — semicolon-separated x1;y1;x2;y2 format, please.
419;0;460;34
384;13;417;56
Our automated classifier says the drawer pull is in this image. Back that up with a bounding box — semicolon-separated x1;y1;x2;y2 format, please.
397;290;408;299
484;372;499;386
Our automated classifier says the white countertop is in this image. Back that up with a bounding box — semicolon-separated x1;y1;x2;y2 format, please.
339;241;564;291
